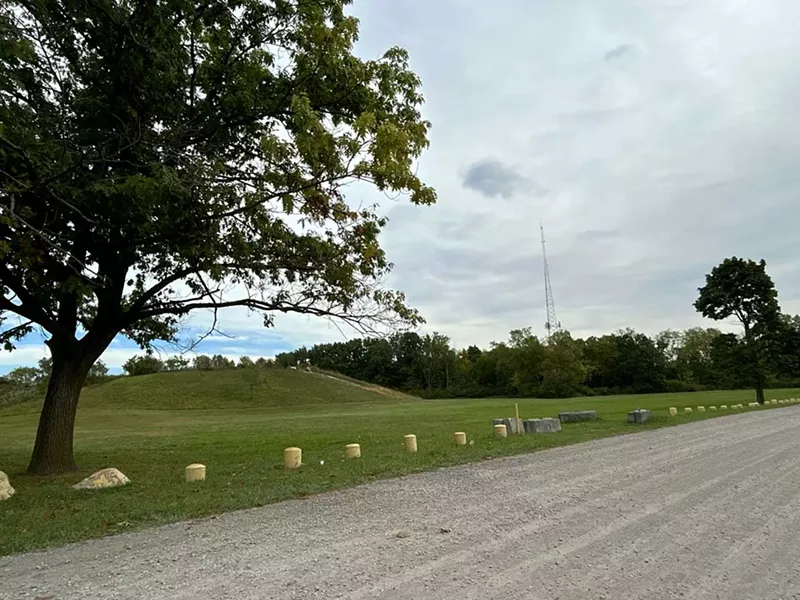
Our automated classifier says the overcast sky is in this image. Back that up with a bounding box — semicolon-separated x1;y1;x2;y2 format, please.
3;0;800;373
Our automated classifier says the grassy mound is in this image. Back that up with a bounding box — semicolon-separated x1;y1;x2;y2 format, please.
0;367;417;416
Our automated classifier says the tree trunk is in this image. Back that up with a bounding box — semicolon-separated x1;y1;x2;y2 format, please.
755;374;766;404
26;353;92;475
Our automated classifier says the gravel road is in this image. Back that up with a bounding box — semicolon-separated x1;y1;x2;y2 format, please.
4;407;800;600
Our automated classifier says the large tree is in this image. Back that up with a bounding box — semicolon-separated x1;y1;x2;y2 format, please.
0;0;435;474
694;258;781;403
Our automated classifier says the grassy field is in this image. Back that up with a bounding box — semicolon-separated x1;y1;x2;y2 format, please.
1;368;798;557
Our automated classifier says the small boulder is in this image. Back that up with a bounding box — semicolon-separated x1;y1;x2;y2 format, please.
72;468;130;491
0;471;15;501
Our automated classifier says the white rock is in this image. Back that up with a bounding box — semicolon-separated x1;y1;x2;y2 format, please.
0;471;15;501
72;468;130;490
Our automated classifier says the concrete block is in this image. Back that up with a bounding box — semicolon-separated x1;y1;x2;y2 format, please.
772;399;778;405
185;463;206;482
709;406;717;411
627;409;650;424
697;406;706;412
685;407;693;415
345;443;361;459
493;417;521;435
454;432;467;446
748;402;758;408
494;423;508;438
523;418;561;434
669;407;678;416
720;405;728;410
558;410;598;423
284;447;302;469
404;434;417;453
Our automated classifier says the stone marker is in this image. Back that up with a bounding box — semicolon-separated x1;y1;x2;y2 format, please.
627;409;650;424
522;418;561;434
558;410;598;423
685;407;693;415
697;406;706;413
772;399;778;405
669;407;678;416
404;434;418;453
720;405;728;410
748;402;758;408
709;406;717;411
345;443;361;459
0;471;15;501
284;447;302;470
454;432;467;446
494;423;508;438
492;417;522;435
185;463;206;482
72;468;130;490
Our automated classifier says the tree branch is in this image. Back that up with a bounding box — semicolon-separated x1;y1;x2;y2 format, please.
0;265;62;334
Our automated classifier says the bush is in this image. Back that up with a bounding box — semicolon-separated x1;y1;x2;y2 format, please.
123;354;164;376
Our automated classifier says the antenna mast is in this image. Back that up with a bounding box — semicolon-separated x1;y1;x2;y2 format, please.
541;222;560;340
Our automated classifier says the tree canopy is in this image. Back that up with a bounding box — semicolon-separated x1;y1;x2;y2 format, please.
0;0;435;473
695;257;782;403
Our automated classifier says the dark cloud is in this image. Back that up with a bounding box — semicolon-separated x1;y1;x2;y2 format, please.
461;159;529;199
604;43;634;62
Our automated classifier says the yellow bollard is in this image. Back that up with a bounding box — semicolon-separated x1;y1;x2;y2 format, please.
697;406;706;413
345;443;361;459
284;447;302;470
685;407;693;415
404;434;418;453
669;407;678;416
185;463;206;482
494;424;508;438
454;432;467;446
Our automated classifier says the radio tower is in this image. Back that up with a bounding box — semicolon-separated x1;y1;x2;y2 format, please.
541;223;560;340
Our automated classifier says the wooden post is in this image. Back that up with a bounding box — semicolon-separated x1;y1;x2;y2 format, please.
515;403;521;435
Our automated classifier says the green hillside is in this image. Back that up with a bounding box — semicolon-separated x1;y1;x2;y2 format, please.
3;367;417;415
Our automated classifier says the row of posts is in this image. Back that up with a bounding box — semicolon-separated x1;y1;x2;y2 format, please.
283;431;471;469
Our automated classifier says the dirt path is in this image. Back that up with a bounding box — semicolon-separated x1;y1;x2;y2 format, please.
4;408;800;600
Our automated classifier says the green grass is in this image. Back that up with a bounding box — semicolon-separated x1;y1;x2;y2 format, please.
1;368;797;557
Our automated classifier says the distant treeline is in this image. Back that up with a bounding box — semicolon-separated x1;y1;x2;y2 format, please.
272;320;800;399
4;321;799;404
